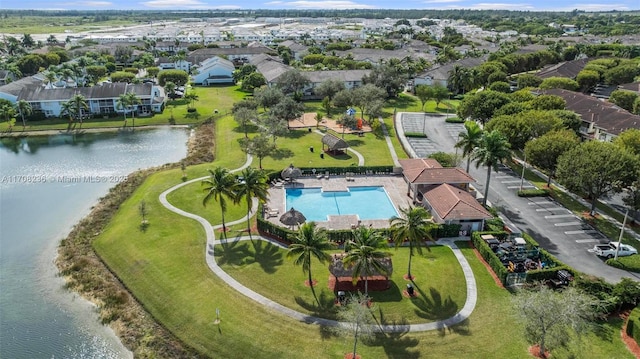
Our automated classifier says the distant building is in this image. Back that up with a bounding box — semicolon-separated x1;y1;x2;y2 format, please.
191;57;235;85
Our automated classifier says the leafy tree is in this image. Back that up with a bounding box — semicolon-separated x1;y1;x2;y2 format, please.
332;293;378;359
232;97;259;113
15;100;32;130
623;178;640;225
530;94;566;111
428;151;459;168
352;84;386;121
614;128;640;157
489;81;511;93
321;96;332;118
556;141;638;216
270;96;304;125
241;72;265;91
254;86;284;111
17;54;44;76
455;120;483;173
517;74;542;89
157;69;188;86
510;88;537;103
389;206;436;280
314;79;345;101
110;71;135;83
235;167;269;239
456;90;511;125
539;77;580;91
184;92;199;110
85;65;107;84
287;222;335;306
260;115;289;145
550;110;582;133
0;99;17;131
486;111;563;151
146;66;160;78
362;63;408;98
114;45;133;64
201;167;238;239
604;64;640;85
576;70;600;92
240;134;275;169
634;97;640;115
276;69;309;97
471;130;513;206
431;83;449;109
609;90;638;113
333;89;354;110
337;114;357;139
343;226;391;297
234;107;257;138
415;84;433;111
513;284;600;359
525;129;580;187
164;81;176;98
21;33;35;48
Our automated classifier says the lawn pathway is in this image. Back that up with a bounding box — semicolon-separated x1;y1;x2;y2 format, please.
159;155;477;332
313;129;364;166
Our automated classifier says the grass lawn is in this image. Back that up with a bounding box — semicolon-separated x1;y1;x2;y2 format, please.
0;16;137;34
215;241;466;324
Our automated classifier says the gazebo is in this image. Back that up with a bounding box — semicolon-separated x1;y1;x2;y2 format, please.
328;253;393;292
321;133;349;154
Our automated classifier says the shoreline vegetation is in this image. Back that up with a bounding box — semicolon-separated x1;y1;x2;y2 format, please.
0;124;190;138
55;122;214;357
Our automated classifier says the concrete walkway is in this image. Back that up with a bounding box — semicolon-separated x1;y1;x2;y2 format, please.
159;145;478;332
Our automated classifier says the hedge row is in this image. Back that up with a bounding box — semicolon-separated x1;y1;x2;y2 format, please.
404;132;428;138
627;307;640;345
445;117;464;123
471;231;510;285
520;233;572;282
517;188;550;197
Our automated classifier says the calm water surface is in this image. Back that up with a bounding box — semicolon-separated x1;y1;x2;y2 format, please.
0;128;189;358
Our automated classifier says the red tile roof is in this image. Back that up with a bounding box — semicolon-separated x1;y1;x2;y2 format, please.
423;184;492;221
399;159;474;184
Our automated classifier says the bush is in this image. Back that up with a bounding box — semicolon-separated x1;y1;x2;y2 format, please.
445;116;464;123
404;132;427;138
471;231;510;285
606;255;640;273
626;307;640;345
517;188;550;197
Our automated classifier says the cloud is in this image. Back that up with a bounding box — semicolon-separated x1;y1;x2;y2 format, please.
284;1;377;9
423;0;461;3
467;2;535;10
265;0;284;4
57;0;112;6
141;0;206;7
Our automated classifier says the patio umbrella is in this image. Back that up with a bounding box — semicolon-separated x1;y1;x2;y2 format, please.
279;207;306;228
281;163;302;181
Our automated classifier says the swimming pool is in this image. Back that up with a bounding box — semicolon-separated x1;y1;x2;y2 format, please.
285;186;399;222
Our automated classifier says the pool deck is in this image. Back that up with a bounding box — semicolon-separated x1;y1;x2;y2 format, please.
265;174;413;230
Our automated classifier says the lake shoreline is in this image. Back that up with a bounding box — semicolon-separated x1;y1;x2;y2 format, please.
0;124;190;138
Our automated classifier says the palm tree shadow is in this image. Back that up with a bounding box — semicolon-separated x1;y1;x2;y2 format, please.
213;240;253;266
250;240;283;274
410;283;470;336
367;309;419;359
294;292;338;320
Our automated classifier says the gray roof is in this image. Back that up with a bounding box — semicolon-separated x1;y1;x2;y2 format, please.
322;133;349;150
418;56;488;81
304;70;370;84
334;48;433;63
188;47;276;64
279;40;308;52
536;58;592;79
250;54;291;83
18;83;153;102
0;76;43;96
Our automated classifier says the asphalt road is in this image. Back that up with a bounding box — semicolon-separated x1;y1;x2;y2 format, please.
399;112;640;283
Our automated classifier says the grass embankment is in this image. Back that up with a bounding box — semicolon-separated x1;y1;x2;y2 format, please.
0;15;136;34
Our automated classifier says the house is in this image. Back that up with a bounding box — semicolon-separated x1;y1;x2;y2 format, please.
250;54;292;86
0;75;44;102
17;82;164;118
334;48;434;66
618;81;640;95
188;46;277;67
536;58;591;79
413;56;487;88
302;69;370;98
191;56;235;85
542;88;640;142
278;40;308;61
398;158;490;232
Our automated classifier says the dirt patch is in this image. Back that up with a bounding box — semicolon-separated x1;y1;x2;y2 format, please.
183;121;215;165
620;311;640;358
528;345;551;358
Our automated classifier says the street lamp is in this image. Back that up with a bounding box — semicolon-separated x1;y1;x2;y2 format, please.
519;153;527;192
614;208;630;261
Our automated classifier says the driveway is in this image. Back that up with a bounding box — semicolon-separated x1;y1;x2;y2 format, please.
398;112;640;283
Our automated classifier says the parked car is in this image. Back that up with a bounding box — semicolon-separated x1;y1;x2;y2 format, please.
593;242;638;259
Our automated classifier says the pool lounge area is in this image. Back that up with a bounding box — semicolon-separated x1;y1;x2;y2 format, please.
265;174;412;230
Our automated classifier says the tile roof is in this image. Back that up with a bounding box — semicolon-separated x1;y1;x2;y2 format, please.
536;58;591;79
424;184;492;221
399;158;474;184
0;76;43;96
542;88;640;135
304;70;370;83
250;54;292;83
619;82;640;94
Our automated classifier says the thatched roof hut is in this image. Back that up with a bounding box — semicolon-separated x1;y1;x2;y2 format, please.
321;133;349;153
281;163;302;180
327;253;393;292
279;207;306;228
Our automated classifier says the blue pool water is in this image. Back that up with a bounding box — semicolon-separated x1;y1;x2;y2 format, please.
285;186;399;222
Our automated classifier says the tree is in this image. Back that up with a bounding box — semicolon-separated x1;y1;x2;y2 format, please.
235;167;269;239
270;96;304;126
428;151;460;167
164;81;176;98
343;226;391;297
240;134;275;169
332;292;377;359
337;114;357;139
415;85;434;111
110;71;135;83
362;63;407;98
286;222;335;306
17;54;44;76
333;89;354;110
517;74;542;89
389;206;436;280
604;65;640;85
471;130;513;206
15;100;32;130
489;81;511;93
201;167;238;239
146;66;160;78
254;86;284;111
576;70;600;92
60;100;76;129
321;96;332;118
184;91;199;110
525;130;580;187
66;94;89;130
513;284;600;358
276;69;309;97
315;79;345;102
158;69;188;86
556;141;638;216
85;65;107;84
609;90;638;113
530;94;566;111
232;63;257;83
432;83;449;109
456;90;511;125
234;107;257;138
485;111;563;151
241;72;266;91
352;84;386;121
455;120;483;173
614;128;640;157
0;100;17;131
21;33;35;48
539;77;580;91
117;92;141;129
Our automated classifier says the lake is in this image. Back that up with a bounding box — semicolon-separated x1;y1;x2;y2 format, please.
0;128;189;358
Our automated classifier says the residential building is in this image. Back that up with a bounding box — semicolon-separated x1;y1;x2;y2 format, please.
191;57;235;85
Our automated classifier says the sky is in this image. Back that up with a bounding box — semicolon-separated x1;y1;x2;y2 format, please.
3;0;638;11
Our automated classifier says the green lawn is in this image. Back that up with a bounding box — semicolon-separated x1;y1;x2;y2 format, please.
0;16;137;34
215;242;466;324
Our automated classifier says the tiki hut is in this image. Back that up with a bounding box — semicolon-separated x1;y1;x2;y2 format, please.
279;207;306;228
321;133;349;154
281;163;302;181
328;253;393;292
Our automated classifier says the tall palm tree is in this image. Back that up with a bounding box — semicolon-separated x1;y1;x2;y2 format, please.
60;101;76;130
234;167;269;239
15;100;32;130
116;91;141;129
201;167;238;240
68;94;88;129
471;130;513;206
343;226;391;297
389;206;436;280
455;121;483;172
286;222;335;306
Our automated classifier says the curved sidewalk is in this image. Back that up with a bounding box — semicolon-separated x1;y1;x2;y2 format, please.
159;157;477;332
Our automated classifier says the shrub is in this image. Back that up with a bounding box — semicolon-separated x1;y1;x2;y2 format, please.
517;188;550;197
445;116;464;123
626;307;640;345
471;231;510;285
404;132;427;138
606;256;640;273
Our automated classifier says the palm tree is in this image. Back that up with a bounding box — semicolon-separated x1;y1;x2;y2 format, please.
0;102;16;131
471;130;513;206
234;167;269;239
389;206;436;280
15;100;32;130
116;92;141;129
286;222;335;306
343;226;391;297
455;121;483;173
60;101;76;130
184;91;199;110
68;94;88;129
201;167;238;240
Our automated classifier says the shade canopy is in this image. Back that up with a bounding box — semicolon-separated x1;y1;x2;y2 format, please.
281;163;302;180
321;133;349;151
279;207;307;226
